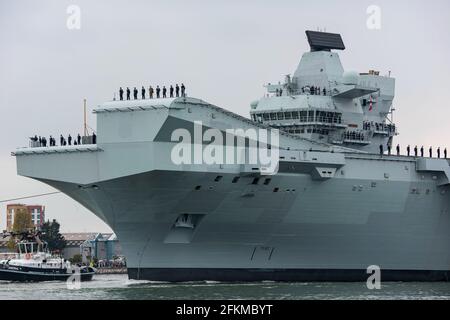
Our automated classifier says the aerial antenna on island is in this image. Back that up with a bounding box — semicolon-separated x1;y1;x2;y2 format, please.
83;98;88;136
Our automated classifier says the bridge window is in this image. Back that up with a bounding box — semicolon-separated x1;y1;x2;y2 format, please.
277;112;284;120
284;112;292;120
308;111;315;122
327;112;333;123
270;113;277;120
263;113;270;121
299;111;307;122
292;111;299;119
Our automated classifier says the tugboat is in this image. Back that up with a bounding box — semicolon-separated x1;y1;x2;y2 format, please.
0;231;95;282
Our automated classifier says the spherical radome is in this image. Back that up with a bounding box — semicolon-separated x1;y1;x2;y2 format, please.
342;71;360;85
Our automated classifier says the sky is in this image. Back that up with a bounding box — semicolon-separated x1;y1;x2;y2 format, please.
1;0;450;232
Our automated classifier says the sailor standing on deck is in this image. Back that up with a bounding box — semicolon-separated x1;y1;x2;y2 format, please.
407;145;411;157
149;86;154;99
181;83;186;97
175;84;180;97
77;134;81;145
414;146;418;157
141;86;146;100
429;147;433;158
156;86;161;98
119;87;124;101
60;135;64;146
396;144;400;156
445;148;448;159
420;146;424;157
379;144;383;155
170;85;174;98
133;87;138;100
162;86;167;98
68;134;72;146
126;87;131;100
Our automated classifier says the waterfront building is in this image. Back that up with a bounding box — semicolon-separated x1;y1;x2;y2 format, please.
5;204;45;231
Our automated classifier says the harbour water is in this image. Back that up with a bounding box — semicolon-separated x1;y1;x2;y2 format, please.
1;274;449;300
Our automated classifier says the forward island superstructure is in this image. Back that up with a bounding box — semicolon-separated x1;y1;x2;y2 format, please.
13;31;450;281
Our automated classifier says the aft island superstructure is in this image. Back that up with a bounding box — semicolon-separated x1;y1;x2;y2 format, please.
13;31;450;281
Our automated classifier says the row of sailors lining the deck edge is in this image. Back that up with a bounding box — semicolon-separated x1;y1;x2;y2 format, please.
302;86;327;96
273;86;328;97
363;121;396;133
380;144;448;159
343;131;366;142
118;84;186;101
30;133;96;147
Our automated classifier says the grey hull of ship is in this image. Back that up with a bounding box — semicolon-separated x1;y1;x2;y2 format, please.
14;97;450;282
39;168;450;282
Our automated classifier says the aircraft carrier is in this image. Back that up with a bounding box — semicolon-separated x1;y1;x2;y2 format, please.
13;31;450;281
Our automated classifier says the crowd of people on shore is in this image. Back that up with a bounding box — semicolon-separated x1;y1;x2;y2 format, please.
118;83;186;101
30;133;96;147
